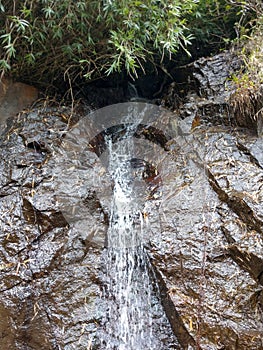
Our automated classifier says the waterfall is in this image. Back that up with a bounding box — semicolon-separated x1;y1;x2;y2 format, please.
99;114;166;349
52;101;181;349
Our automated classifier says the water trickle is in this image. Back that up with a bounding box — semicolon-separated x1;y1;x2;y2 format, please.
98;115;173;349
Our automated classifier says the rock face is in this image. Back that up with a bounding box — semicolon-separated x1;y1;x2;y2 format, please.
150;51;263;349
0;107;103;349
149;128;263;349
0;77;38;130
162;51;262;136
0;51;263;349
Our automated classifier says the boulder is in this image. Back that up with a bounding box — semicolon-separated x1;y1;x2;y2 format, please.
0;77;38;130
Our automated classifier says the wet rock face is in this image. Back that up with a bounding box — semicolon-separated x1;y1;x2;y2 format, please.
0;108;103;349
148;127;263;349
151;50;263;349
0;50;263;350
191;52;241;99
162;51;263;134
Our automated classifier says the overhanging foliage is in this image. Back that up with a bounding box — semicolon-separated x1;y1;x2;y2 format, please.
0;0;258;90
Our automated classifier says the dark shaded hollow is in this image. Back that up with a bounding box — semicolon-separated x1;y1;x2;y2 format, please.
87;123;171;157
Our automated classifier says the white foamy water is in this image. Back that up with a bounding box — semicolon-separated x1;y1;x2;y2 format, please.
100;117;164;349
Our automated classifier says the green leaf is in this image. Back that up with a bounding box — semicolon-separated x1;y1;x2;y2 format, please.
4;43;16;57
25;53;36;64
0;59;11;70
42;7;55;19
0;1;4;12
0;33;11;45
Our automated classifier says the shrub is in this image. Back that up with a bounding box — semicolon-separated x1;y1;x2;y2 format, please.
0;0;255;92
0;0;199;87
228;1;263;134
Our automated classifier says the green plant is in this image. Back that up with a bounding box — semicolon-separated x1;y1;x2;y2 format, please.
229;50;262;132
0;0;199;87
0;0;257;92
184;0;254;57
227;1;263;132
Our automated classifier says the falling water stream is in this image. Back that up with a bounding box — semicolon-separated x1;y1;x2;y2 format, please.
99;114;173;349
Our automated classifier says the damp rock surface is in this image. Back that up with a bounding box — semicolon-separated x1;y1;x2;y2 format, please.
0;108;103;350
150;50;263;349
148;127;263;349
0;51;263;350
